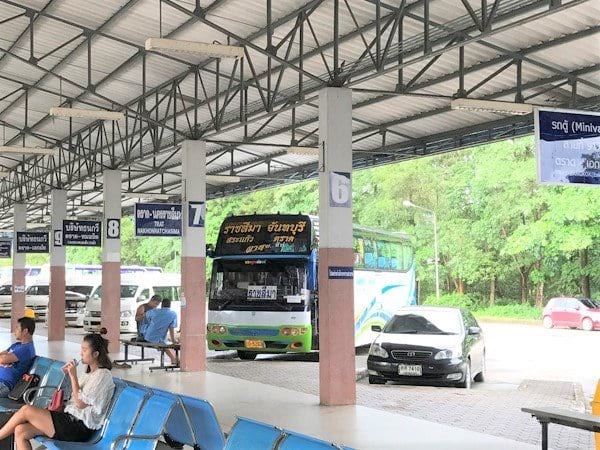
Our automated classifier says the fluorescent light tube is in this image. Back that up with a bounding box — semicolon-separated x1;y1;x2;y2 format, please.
78;205;103;212
123;191;171;200
450;98;533;116
286;146;320;156
206;175;241;183
145;38;245;58
0;146;57;156
49;107;124;121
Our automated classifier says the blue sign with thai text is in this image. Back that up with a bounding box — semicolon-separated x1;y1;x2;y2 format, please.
536;108;600;185
135;203;182;237
328;266;354;280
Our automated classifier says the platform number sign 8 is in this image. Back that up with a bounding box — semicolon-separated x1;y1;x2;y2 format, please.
106;219;120;239
329;171;352;208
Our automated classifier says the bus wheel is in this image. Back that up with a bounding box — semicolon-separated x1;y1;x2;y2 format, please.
238;351;258;361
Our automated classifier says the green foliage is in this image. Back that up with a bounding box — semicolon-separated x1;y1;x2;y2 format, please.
475;304;542;320
423;293;478;309
6;134;600;320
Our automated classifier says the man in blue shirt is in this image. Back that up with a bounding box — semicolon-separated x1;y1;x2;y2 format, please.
143;298;178;365
0;316;36;397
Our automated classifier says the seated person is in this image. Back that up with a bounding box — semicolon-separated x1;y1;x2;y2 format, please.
0;333;115;448
0;317;36;397
135;295;161;340
143;298;178;365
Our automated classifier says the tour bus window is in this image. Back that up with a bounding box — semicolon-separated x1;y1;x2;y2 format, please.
363;239;376;268
353;237;365;268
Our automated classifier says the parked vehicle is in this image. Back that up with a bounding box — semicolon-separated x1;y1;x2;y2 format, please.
43;278;101;327
207;214;416;360
542;297;600;331
367;306;485;388
83;273;181;334
0;285;12;318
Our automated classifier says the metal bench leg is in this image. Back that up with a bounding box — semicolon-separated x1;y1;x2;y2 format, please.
541;421;548;450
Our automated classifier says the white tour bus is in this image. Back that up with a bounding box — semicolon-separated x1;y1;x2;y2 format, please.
83;272;181;334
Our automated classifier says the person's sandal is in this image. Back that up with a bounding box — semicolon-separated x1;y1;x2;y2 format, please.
163;433;184;449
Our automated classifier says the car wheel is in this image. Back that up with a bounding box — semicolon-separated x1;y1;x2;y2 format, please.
368;375;386;385
474;355;485;383
582;318;594;332
237;351;258;360
459;361;472;389
542;316;553;329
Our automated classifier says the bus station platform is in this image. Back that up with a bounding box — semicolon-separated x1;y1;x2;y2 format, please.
8;331;539;450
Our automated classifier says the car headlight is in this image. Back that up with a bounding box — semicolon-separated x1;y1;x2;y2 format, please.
120;311;133;318
369;343;389;358
76;302;85;308
434;348;462;360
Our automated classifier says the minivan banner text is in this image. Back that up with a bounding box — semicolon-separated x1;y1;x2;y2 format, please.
535;107;600;185
135;203;182;237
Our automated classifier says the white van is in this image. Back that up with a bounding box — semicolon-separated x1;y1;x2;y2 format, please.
43;277;101;327
0;284;12;318
0;266;44;317
83;273;181;334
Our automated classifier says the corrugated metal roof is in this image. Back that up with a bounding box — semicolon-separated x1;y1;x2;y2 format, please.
0;0;597;222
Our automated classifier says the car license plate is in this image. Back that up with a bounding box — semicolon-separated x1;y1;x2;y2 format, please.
398;364;422;376
244;339;265;349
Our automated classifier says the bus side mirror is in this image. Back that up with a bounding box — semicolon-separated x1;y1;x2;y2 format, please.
371;325;382;332
206;244;214;258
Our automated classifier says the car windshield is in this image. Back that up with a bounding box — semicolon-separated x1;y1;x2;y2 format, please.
384;310;462;335
579;298;598;309
0;285;10;295
92;285;138;298
65;286;94;296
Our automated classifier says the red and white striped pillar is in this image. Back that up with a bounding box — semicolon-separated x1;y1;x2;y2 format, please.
180;139;207;371
11;204;26;333
48;189;67;341
318;87;356;406
101;170;121;354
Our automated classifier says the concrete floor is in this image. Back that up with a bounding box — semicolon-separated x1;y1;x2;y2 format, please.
0;330;543;450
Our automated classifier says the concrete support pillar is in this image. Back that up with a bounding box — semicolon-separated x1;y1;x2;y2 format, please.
11;204;26;333
48;190;67;341
180;140;206;371
101;170;121;353
318;87;356;406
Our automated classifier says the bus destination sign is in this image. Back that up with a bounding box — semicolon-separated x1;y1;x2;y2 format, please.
216;215;312;256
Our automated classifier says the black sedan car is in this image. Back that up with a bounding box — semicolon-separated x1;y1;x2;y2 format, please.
367;306;485;388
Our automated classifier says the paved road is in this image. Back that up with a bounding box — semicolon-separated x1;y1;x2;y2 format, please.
8;319;598;449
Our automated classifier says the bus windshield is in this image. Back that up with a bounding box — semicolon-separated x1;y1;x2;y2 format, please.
210;259;308;311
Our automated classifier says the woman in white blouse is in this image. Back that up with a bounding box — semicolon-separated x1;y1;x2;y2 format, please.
0;333;115;450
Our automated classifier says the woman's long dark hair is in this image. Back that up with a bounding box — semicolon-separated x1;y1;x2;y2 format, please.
83;333;112;372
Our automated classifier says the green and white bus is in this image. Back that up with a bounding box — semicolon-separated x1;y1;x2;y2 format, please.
207;214;416;360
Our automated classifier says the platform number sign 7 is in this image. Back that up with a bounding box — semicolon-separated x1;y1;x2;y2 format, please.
188;202;205;227
329;171;351;208
106;219;120;239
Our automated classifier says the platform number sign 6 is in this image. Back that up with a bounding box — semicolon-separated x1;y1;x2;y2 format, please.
106;219;120;239
188;202;205;227
329;171;352;208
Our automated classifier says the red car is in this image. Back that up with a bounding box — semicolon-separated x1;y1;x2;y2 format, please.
542;297;600;331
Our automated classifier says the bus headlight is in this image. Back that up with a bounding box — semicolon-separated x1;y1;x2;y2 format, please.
281;326;308;336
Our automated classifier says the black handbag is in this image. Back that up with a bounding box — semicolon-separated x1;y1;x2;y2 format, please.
7;373;40;402
0;411;14;449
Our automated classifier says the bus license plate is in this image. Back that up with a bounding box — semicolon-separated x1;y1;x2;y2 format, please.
398;364;422;376
244;340;265;349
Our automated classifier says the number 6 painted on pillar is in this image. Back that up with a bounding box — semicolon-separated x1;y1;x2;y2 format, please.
329;171;351;207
